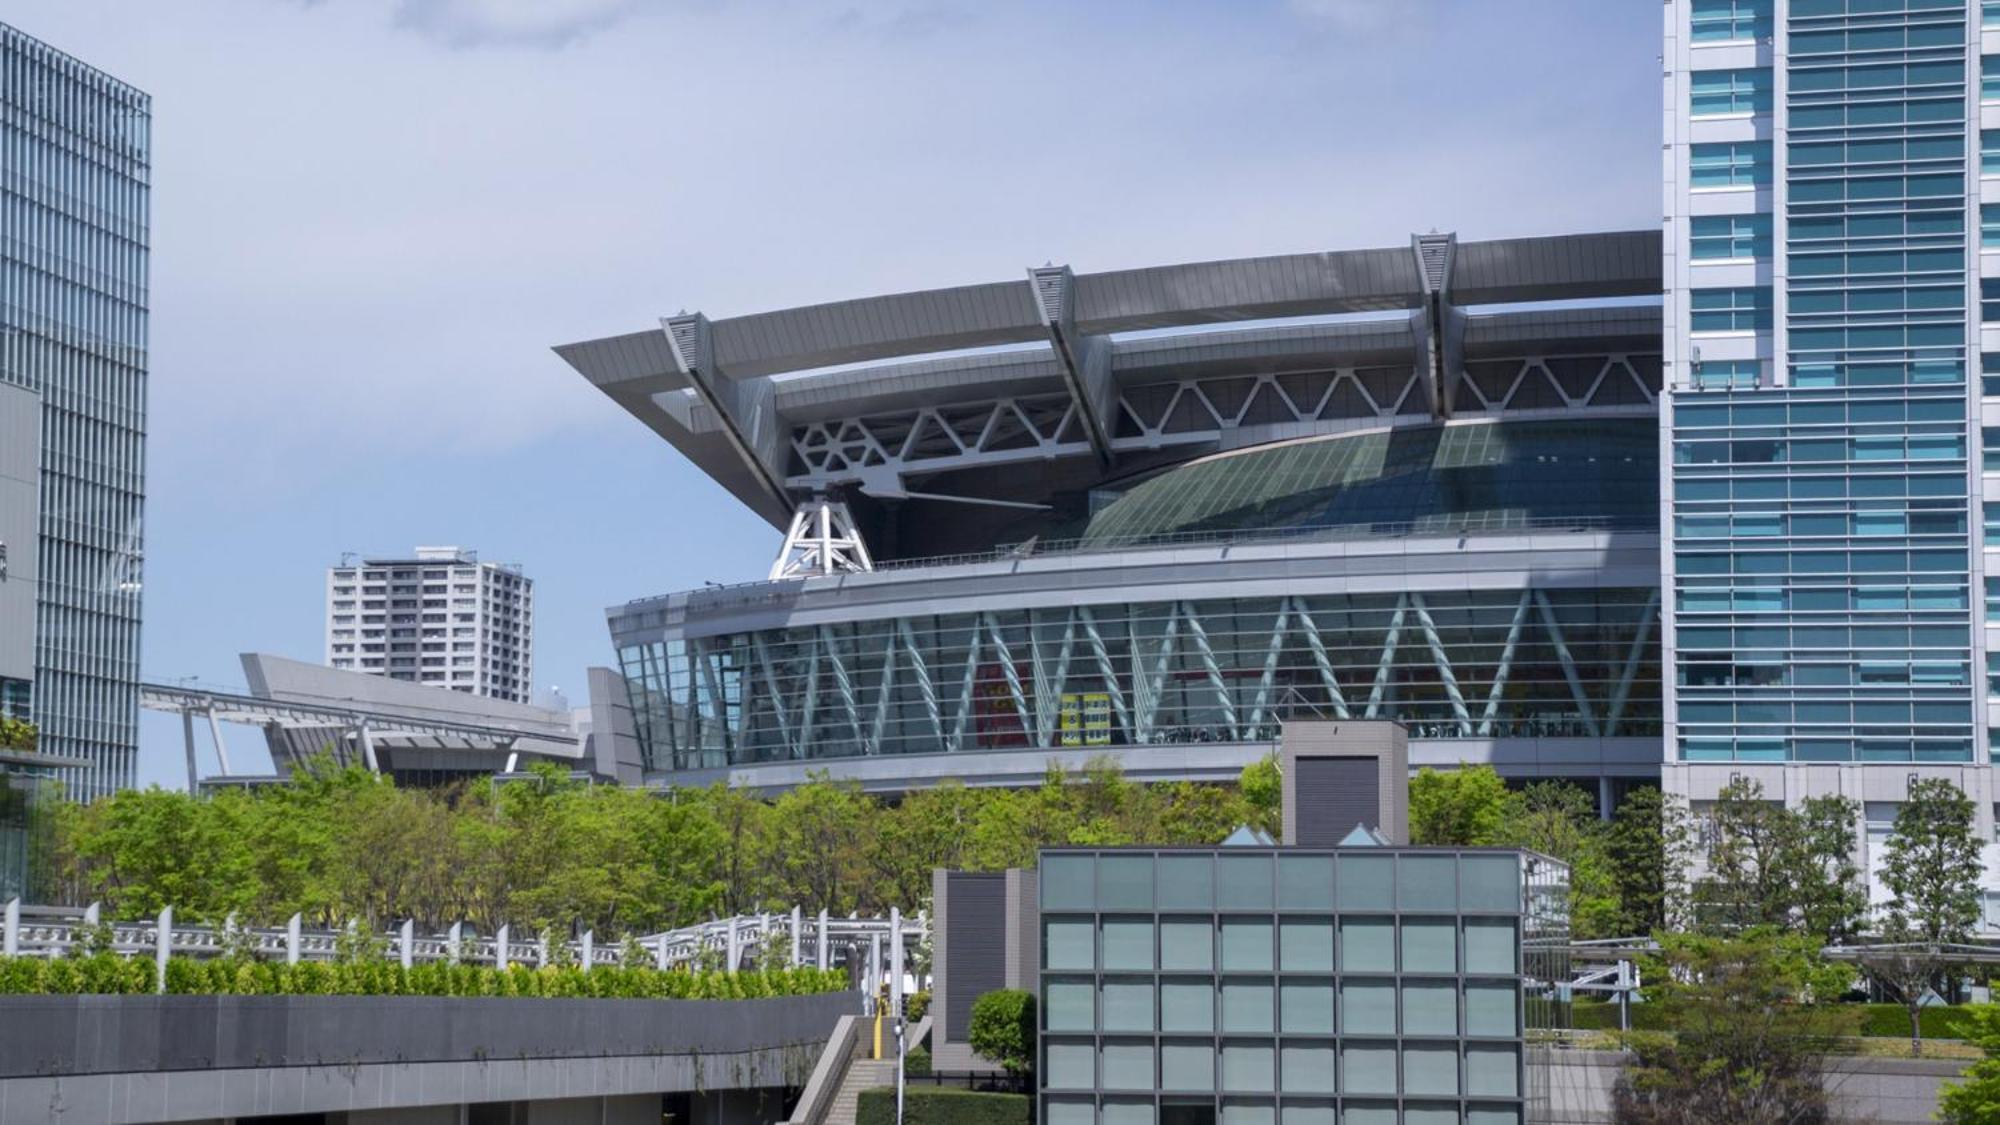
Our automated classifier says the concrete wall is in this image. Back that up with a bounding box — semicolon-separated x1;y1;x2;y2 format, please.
1281;720;1409;845
1541;1049;1964;1125
0;380;41;685
0;993;853;1125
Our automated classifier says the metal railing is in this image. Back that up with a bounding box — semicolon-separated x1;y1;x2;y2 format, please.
1;899;927;992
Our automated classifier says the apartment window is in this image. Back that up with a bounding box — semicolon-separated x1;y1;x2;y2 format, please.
1986;578;2000;621
1988;0;2000;27
1690;286;1771;332
1690;142;1770;189
1691;0;1768;42
1690;214;1770;260
1691;360;1759;390
1691;68;1771;116
1985;206;2000;250
1985;354;2000;398
1985;132;2000;177
1988;56;2000;103
1984;279;2000;323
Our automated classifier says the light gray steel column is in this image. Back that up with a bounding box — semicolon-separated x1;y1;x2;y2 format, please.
1478;592;1534;737
205;706;232;776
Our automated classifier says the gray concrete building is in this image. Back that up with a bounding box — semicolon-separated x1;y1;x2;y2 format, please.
556;231;1667;807
0;21;152;800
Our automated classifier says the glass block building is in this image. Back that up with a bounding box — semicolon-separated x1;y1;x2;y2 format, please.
1035;847;1569;1125
0;23;150;800
558;230;1668;805
1664;0;2000;909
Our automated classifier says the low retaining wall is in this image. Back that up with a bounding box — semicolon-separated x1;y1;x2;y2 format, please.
0;991;855;1077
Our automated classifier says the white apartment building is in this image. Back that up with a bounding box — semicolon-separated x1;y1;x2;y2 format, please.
325;547;534;703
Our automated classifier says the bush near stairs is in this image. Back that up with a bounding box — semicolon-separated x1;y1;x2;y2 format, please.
857;1087;1029;1125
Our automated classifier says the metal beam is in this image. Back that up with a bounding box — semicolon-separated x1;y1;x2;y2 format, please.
663;312;791;515
1027;265;1115;466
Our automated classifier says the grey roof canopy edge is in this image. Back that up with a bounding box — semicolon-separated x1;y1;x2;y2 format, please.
554;229;1660;384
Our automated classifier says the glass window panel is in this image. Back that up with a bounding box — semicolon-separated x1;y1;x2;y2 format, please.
1162;981;1215;1033
1341;1044;1398;1096
1157;854;1214;910
1223;980;1275;1033
1218;854;1274;910
1276;855;1334;910
1046;1041;1094;1089
1279;1103;1336;1125
1221;919;1274;972
1402;982;1459;1036
1104;980;1155;1032
1467;1044;1522;1097
1404;1045;1459;1096
1045;1101;1094;1125
1404;1108;1460;1125
1098;855;1154;911
1340;917;1395;972
1162;918;1214;971
1222;1044;1276;1093
1468;1109;1523;1125
1280;920;1334;972
1402;920;1458;973
1046;979;1095;1031
1459;854;1521;913
1464;919;1517;974
1337;854;1394;910
1221;1102;1274;1125
1162;1043;1216;1092
1280;1045;1336;1094
1465;982;1519;1037
1102;1102;1154;1125
1047;919;1095;971
1103;1042;1155;1091
1042;855;1095;911
1280;981;1335;1035
1103;920;1155;971
1398;855;1457;912
1341;1107;1396;1125
1341;980;1396;1035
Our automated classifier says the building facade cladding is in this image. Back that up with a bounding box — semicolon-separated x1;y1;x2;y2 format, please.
0;24;149;800
1665;0;2000;918
324;547;534;704
1035;847;1569;1125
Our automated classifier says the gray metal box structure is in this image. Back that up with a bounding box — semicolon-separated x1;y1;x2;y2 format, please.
1282;722;1409;847
0;381;39;694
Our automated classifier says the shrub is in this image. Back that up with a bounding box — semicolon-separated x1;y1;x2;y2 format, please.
0;956;852;1000
968;989;1035;1079
906;988;932;1023
857;1087;1028;1125
905;1044;932;1076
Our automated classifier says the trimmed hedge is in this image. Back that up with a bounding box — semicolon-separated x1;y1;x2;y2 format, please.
1572;997;1982;1040
857;1087;1028;1125
0;955;849;1000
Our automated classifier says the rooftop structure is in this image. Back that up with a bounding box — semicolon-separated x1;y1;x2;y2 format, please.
557;232;1668;802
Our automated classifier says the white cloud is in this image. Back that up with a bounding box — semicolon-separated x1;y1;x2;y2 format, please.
390;0;651;47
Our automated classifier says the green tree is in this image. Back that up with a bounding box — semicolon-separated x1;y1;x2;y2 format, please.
1496;782;1620;939
1237;754;1281;839
1938;1004;2000;1123
872;782;986;910
1613;930;1859;1124
1691;778;1863;943
968;988;1036;1079
1603;786;1693;936
1789;793;1866;947
765;773;873;915
1407;764;1509;845
1866;777;1985;1057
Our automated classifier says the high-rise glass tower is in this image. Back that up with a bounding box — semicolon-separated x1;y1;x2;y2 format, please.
1665;0;1999;911
0;24;150;800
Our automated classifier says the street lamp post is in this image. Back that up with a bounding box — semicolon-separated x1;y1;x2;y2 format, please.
895;1013;907;1125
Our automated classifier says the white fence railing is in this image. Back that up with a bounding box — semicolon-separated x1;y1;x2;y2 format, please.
1;898;928;996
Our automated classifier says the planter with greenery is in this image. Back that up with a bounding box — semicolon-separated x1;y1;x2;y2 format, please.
0;955;849;999
857;1087;1028;1125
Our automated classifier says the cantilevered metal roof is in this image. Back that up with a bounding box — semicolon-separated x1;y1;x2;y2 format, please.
554;230;1662;527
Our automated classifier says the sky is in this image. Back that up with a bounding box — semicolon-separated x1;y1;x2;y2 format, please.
6;0;1663;787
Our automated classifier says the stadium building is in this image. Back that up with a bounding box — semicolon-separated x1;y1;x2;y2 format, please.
555;230;1669;810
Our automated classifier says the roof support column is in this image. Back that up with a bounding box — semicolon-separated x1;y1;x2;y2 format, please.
663;312;791;515
1410;233;1464;419
1028;266;1116;466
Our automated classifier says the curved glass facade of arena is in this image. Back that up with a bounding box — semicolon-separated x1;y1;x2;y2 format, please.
615;420;1664;773
1080;418;1659;545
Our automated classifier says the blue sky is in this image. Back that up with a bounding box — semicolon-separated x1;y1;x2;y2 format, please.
6;0;1662;787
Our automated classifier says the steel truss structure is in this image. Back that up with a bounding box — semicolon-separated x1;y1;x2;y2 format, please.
619;588;1663;772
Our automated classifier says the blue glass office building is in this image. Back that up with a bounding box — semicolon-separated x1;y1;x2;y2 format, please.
0;24;150;799
1666;0;1999;905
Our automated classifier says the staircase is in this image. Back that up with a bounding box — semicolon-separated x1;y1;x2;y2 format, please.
823;1059;898;1125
